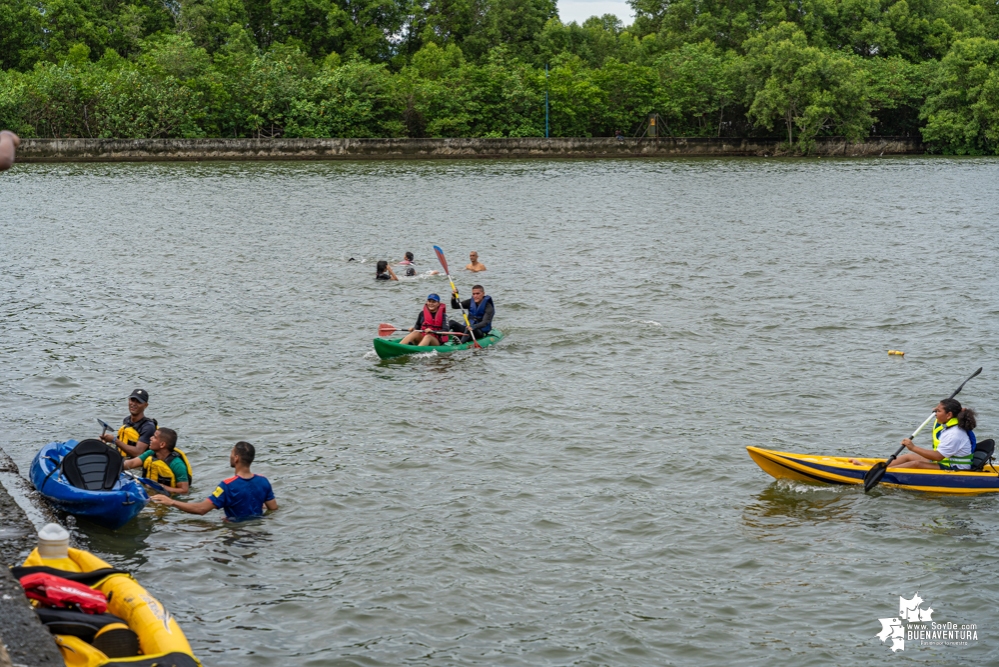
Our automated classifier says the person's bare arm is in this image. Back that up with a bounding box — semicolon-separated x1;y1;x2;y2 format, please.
265;499;278;511
0;131;19;171
150;495;215;514
123;458;143;470
100;432;149;457
150;480;189;495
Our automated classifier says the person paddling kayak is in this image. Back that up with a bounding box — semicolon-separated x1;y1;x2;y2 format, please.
851;399;977;470
449;284;494;343
399;294;449;347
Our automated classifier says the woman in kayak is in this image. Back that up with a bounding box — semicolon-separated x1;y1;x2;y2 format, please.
399;294;448;347
855;399;976;470
376;260;398;281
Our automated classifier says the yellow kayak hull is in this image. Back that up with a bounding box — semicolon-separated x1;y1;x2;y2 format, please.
747;446;999;494
21;548;200;667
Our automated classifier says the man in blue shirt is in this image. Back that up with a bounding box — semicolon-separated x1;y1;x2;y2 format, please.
150;442;277;521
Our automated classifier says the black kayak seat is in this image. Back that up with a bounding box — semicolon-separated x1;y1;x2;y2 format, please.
61;439;123;491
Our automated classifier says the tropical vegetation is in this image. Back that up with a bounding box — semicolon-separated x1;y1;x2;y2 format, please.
2;0;999;152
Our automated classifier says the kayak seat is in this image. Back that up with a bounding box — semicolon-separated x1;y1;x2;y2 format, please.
35;607;131;642
972;438;996;472
92;622;141;658
61;439;123;491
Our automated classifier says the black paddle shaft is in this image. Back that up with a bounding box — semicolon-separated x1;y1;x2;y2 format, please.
864;367;982;492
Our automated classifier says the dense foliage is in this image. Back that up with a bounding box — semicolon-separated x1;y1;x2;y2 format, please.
2;0;998;151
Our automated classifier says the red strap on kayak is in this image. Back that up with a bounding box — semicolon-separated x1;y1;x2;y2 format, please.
19;572;108;614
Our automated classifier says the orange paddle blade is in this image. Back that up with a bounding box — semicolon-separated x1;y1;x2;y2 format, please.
378;323;398;336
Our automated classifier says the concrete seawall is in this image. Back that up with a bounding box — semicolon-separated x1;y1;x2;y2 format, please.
17;136;924;162
0;448;70;667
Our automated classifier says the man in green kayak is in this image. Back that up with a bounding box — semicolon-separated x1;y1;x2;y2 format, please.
449;285;494;343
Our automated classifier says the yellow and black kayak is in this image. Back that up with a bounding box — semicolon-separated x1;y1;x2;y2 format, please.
15;547;200;667
373;329;504;360
747;446;999;494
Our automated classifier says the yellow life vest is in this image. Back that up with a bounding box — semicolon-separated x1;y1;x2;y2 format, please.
932;417;973;468
142;449;193;492
116;418;157;457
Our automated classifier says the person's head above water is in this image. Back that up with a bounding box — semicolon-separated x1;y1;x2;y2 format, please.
376;260;388;275
937;398;976;431
405;252;414;262
470;251;479;262
231;441;255;468
128;389;148;418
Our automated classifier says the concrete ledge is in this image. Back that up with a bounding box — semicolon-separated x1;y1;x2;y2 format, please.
0;449;67;667
17;137;925;162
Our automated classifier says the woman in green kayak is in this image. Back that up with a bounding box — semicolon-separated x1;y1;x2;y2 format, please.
399;294;449;347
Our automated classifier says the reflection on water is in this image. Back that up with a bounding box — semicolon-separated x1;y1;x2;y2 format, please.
3;157;999;665
743;482;855;529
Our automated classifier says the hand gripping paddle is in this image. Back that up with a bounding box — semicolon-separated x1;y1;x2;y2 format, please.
433;245;481;349
863;367;982;492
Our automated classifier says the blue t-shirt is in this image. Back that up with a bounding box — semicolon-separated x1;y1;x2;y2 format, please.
209;474;275;521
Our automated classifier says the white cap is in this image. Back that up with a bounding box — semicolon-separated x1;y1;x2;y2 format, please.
38;523;70;559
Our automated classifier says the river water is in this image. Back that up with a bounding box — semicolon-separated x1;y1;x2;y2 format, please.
2;157;998;665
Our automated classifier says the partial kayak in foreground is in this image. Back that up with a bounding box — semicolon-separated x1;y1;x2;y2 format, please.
30;440;148;529
373;329;505;360
747;446;999;494
15;546;201;667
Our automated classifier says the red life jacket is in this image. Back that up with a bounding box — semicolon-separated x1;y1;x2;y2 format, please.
19;572;108;614
421;304;448;343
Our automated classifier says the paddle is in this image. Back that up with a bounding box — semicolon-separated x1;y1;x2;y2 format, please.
433;245;481;349
126;472;167;494
378;323;487;338
863;367;982;492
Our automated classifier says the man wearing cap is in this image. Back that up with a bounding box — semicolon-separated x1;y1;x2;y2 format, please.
99;389;157;458
398;294;449;347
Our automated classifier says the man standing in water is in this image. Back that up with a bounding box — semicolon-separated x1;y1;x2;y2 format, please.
150;442;277;521
465;251;486;272
123;427;190;495
99;389;157;457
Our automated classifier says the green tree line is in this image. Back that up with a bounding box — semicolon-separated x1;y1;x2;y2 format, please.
1;0;999;152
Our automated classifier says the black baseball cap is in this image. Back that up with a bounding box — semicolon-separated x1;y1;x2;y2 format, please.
128;389;149;403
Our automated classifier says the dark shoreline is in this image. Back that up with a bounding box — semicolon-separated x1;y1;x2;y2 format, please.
16;136;924;163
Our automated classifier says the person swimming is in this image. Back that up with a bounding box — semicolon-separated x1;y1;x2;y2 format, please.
376;260;398;281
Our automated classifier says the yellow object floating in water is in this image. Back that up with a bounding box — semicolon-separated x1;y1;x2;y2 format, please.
888;350;905;356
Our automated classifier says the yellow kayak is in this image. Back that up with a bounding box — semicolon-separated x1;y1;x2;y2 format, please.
16;547;200;667
747;446;999;494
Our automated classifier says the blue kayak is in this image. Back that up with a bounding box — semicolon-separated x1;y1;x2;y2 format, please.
30;440;148;529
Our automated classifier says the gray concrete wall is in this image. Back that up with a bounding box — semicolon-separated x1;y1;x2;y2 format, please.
0;449;69;667
16;136;924;162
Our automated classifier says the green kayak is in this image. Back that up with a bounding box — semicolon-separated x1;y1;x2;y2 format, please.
373;329;505;360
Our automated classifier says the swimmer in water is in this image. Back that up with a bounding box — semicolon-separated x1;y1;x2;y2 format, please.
465;251;486;272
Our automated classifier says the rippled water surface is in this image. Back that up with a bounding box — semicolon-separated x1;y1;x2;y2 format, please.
2;157;999;665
